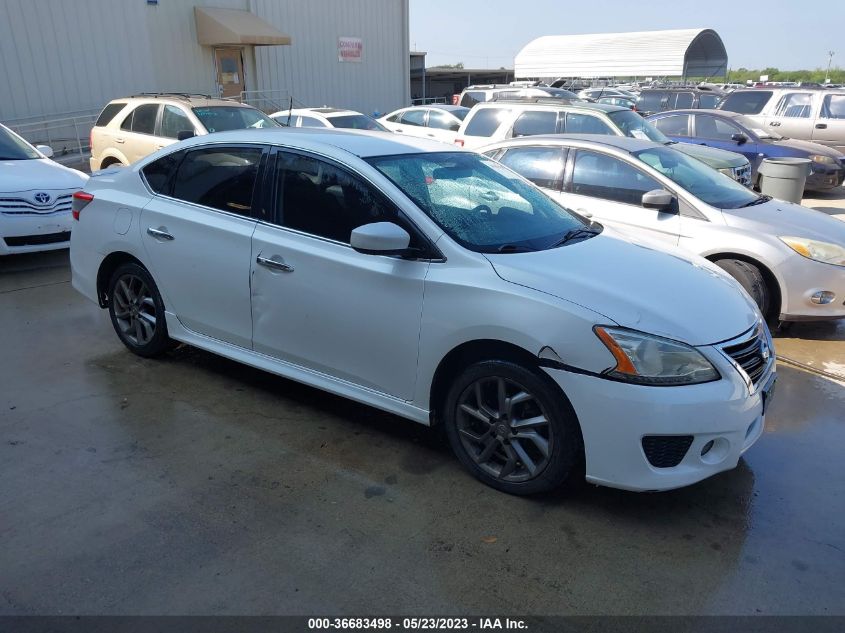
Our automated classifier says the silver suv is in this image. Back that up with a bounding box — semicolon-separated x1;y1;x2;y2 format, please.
718;88;845;153
89;93;278;170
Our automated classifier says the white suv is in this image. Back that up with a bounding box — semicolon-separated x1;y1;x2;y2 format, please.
70;128;770;495
89;94;278;171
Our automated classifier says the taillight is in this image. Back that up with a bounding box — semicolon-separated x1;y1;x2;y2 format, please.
454;139;464;147
72;191;94;220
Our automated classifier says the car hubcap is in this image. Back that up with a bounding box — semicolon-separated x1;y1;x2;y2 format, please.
455;377;553;483
113;274;156;346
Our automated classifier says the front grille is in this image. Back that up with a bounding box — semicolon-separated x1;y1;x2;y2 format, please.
732;164;753;187
4;231;71;247
642;435;694;468
0;193;73;216
722;325;771;388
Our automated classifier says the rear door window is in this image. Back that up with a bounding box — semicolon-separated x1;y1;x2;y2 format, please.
400;109;427;127
498;146;565;190
171;146;263;215
699;93;722;109
126;104;160;135
463;108;507;137
694;114;742;140
774;93;814;118
719;91;772;114
637;92;665;112
564;112;614;135
142;150;186;195
96;103;127;127
460;91;485;108
511;111;559;137
427;110;460;131
653;114;690;136
674;92;694;109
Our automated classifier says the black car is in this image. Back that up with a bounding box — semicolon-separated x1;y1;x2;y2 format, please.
636;88;726;117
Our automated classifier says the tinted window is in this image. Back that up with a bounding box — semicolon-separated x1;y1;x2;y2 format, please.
695;114;742;140
821;94;845;119
571;150;660;205
427;110;460;131
329;114;388;131
464;108;508;137
400;110;427;127
460;91;484;108
674;92;694;109
192;106;277;133
498;146;564;189
774;93;813;118
653;115;690;136
386;112;403;123
96;103;127;127
159;105;194;139
142;150;185;195
564;112;613;135
719;91;772;114
276;153;403;244
131;104;159;135
171;146;262;215
637;91;665;112
298;115;325;128
699;93;721;109
512;111;558;137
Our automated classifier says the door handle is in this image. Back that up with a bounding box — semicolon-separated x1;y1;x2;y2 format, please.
395;128;404;133
427;133;436;137
114;137;125;144
816;123;828;129
155;145;165;150
146;227;174;241
256;254;294;272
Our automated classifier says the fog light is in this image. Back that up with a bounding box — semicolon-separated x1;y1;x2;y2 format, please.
701;440;715;456
811;291;836;305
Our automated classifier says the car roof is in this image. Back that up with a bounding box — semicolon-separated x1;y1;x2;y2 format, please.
172;127;456;158
427;104;467;112
114;94;250;108
650;109;741;118
483;134;661;153
477;100;625;113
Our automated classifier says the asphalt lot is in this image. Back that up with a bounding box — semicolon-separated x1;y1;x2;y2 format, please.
1;246;843;616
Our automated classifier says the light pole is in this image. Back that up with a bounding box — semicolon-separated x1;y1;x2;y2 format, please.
826;51;835;84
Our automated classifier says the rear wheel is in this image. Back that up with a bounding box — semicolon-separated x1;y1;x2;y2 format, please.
713;258;771;319
107;263;173;357
443;360;582;495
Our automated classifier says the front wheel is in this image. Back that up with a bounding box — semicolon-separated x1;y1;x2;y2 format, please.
713;258;771;320
107;262;173;357
443;361;582;495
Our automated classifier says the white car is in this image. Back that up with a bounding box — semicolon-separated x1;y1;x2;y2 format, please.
0;123;88;255
270;107;388;132
70;128;772;495
481;135;845;322
378;105;470;144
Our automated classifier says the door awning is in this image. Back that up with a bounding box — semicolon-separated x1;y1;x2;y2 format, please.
194;7;291;46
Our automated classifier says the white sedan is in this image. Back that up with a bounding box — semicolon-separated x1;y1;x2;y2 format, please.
378;105;470;144
0;123;88;255
481;135;845;323
70;128;771;494
269;107;388;132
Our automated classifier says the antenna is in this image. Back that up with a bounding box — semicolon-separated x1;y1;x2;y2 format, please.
286;96;293;127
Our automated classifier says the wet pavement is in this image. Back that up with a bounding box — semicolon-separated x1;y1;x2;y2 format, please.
1;250;844;616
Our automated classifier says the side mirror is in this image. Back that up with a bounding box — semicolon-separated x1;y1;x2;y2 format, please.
350;222;411;255
35;144;53;158
642;189;675;211
731;132;748;145
177;130;196;141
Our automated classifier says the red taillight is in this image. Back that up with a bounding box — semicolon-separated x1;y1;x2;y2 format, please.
454;138;465;147
72;191;94;220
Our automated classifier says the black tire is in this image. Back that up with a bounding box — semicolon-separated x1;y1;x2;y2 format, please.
442;360;582;495
714;258;771;319
107;262;173;358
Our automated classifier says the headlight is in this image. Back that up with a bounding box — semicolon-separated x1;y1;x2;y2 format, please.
594;326;720;386
718;167;734;177
779;236;845;266
809;154;837;165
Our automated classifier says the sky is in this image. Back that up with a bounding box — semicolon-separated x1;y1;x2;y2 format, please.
409;0;844;72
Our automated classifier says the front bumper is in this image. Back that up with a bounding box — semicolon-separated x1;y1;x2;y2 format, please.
805;164;845;191
779;256;845;321
0;211;72;255
544;337;773;492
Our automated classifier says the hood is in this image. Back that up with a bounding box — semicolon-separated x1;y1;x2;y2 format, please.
485;230;759;346
722;199;845;242
672;142;747;168
769;137;845;158
0;158;88;193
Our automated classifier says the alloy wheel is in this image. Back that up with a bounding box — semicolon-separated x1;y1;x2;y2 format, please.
112;273;157;346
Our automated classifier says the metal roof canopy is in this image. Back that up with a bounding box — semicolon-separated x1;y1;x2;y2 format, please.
515;28;727;79
194;7;291;46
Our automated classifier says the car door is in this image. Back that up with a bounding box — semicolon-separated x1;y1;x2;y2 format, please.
559;148;681;246
813;92;845;152
692;114;759;164
117;103;162;164
249;149;429;400
139;144;265;348
765;91;816;140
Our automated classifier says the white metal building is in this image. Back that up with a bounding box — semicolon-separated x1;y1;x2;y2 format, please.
515;28;728;81
0;0;410;124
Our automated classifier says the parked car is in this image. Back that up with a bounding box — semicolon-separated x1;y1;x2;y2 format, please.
70;128;771;494
89;94;278;171
596;96;638;111
378;105;470;143
270;107;388;132
636;88;726;117
648;109;845;191
480;134;845;323
577;88;637;101
454;99;753;185
718;88;845;153
457;85;578;108
0;123;87;255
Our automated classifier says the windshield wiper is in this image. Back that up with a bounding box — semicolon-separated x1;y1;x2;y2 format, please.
496;243;535;253
739;195;772;208
550;226;602;248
